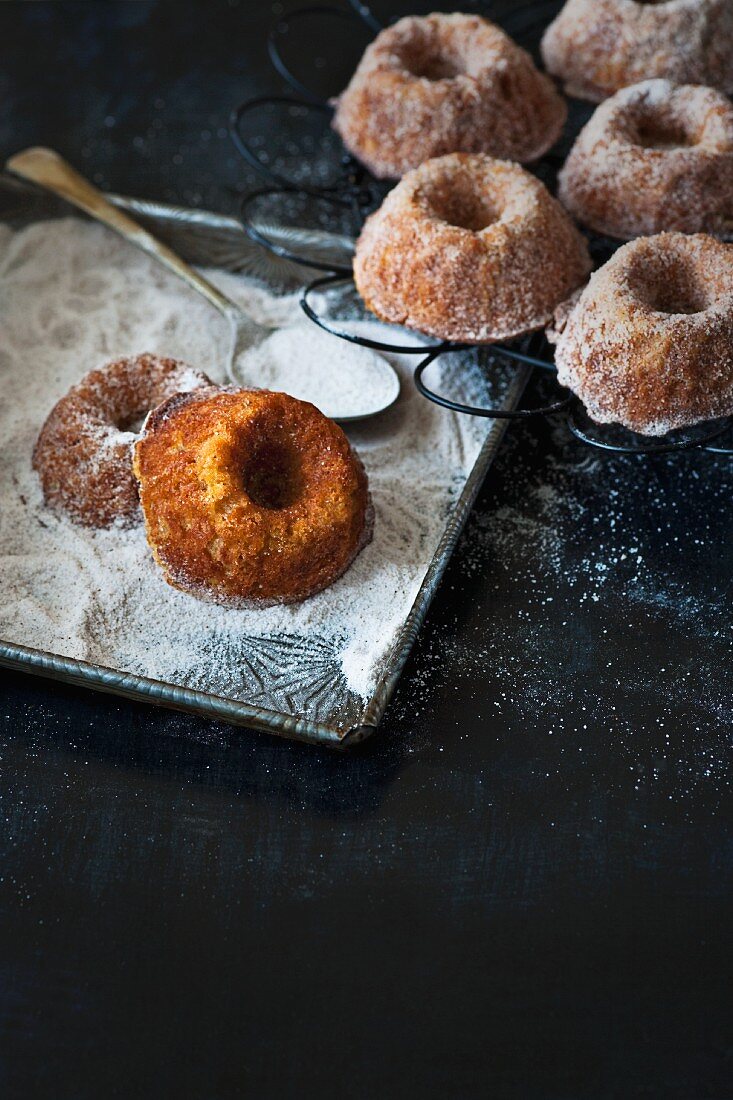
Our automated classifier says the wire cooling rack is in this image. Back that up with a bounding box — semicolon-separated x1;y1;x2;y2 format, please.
228;0;733;457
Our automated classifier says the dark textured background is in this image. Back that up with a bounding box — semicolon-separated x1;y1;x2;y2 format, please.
0;2;731;1097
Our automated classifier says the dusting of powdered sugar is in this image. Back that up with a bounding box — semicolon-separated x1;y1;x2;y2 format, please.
384;424;731;808
541;0;733;103
332;12;566;178
0;217;494;710
558;79;733;240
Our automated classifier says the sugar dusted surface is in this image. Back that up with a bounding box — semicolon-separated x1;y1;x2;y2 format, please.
354;153;592;344
554;232;733;435
541;0;733;103
0;218;493;704
333;12;567;179
33;353;212;528
558;79;733;240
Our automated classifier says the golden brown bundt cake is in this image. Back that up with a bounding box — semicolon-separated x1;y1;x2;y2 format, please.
541;0;733;103
133;387;373;607
33;354;212;528
558;80;733;240
552;233;733;435
353;153;592;344
332;12;567;179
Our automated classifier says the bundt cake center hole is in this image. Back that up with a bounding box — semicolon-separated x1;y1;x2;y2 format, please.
242;438;302;510
637;263;710;315
648;286;708;315
116;409;148;434
635;116;697;150
404;48;464;81
427;185;499;232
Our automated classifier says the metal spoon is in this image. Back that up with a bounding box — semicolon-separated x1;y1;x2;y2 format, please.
6;146;400;423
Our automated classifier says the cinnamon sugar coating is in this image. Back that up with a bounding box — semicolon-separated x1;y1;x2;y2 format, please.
33;354;212;528
353;154;592;345
558;80;733;240
541;0;733;103
332;12;567;180
133;388;373;608
553;233;733;435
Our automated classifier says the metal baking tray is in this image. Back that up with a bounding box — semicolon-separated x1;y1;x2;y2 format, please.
0;174;527;747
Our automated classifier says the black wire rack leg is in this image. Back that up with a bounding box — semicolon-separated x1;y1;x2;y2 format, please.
300;273;452;353
229;97;337;190
239;188;356;276
345;0;383;33
268;5;369;106
702;434;733;455
566;405;733;454
414;347;573;419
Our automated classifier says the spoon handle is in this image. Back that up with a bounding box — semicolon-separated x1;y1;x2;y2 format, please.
6;146;238;320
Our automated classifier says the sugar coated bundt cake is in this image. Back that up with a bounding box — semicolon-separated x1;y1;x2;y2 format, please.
133;387;373;607
541;0;733;103
332;12;567;179
353;153;592;344
552;233;733;435
558;80;733;240
33;354;212;528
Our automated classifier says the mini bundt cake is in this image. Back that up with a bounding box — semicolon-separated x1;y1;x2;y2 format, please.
552;233;733;435
133;387;373;607
541;0;733;103
559;80;733;240
33;354;212;528
353;153;592;344
332;12;567;179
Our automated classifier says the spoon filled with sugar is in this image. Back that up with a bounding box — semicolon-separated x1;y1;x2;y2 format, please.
6;147;400;423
